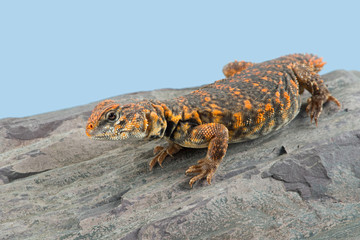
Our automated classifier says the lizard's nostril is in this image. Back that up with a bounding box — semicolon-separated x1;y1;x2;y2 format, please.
87;123;94;130
86;124;94;137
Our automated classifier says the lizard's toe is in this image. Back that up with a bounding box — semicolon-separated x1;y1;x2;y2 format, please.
327;95;341;107
153;146;165;155
306;97;323;125
149;148;167;170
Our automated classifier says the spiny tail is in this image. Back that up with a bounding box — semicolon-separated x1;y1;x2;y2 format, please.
303;53;326;72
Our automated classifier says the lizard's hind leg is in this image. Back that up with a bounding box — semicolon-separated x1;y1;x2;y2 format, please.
292;63;341;125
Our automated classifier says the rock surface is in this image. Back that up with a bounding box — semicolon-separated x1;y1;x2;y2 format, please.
0;70;360;240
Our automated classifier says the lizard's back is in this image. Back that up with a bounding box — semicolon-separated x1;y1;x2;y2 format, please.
170;54;311;143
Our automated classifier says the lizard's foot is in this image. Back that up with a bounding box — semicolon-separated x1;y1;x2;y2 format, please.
186;157;219;188
149;143;182;170
306;94;341;125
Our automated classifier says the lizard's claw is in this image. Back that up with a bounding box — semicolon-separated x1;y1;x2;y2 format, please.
186;157;218;188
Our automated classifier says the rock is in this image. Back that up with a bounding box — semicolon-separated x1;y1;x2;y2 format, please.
0;70;359;240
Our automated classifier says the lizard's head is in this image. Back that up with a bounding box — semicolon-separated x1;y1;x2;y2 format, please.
86;99;166;140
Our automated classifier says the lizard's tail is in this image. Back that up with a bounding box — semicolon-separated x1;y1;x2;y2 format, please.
305;53;326;72
222;60;254;78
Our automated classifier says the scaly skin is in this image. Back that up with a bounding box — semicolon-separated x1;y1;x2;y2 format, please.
86;54;340;187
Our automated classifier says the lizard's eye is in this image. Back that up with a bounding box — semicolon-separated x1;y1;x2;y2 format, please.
106;111;118;121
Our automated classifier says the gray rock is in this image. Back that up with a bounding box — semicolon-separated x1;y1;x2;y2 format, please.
0;70;359;240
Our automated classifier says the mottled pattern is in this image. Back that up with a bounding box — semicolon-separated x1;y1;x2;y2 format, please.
86;54;340;187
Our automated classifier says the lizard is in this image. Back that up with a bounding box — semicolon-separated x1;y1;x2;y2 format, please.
86;53;340;187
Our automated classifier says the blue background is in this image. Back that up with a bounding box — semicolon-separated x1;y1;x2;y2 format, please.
1;1;359;119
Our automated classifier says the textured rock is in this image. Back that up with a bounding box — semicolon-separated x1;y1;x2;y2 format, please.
0;70;360;240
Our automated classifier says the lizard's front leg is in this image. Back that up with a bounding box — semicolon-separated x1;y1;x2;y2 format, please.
183;123;229;187
149;142;182;170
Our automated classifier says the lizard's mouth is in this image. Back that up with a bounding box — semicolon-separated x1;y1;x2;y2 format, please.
89;130;133;141
87;127;146;141
90;134;127;141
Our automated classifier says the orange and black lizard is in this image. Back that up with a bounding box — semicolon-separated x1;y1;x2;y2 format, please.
86;54;340;187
